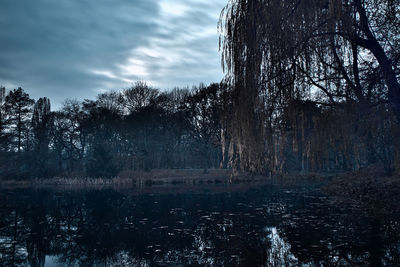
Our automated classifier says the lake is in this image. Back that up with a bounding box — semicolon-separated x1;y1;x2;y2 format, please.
0;182;399;266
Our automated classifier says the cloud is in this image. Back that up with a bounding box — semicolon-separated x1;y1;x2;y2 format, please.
0;0;226;109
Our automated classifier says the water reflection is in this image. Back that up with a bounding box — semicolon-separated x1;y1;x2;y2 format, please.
0;184;399;266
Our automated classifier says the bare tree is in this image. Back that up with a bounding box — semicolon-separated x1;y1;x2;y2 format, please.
123;81;159;113
96;91;124;114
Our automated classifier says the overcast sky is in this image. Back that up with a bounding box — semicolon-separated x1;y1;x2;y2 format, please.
0;0;226;109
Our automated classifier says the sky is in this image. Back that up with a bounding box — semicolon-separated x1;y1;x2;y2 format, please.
0;0;227;109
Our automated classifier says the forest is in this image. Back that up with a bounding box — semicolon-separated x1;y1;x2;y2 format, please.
0;82;227;179
0;0;399;180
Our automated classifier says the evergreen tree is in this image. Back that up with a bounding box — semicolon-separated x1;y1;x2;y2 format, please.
4;87;34;153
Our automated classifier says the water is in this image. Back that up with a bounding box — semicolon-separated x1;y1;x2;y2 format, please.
0;182;399;266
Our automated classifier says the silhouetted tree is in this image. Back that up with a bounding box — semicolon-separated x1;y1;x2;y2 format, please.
123;81;159;113
31;97;52;176
50;111;68;173
3;87;34;153
59;99;86;173
81;99;124;176
95;91;124;115
184;83;223;172
0;86;8;151
219;0;400;173
158;88;191;168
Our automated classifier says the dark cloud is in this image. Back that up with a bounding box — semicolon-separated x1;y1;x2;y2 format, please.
0;0;226;109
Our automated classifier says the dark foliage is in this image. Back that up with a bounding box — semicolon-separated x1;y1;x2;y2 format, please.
219;0;400;174
0;83;225;179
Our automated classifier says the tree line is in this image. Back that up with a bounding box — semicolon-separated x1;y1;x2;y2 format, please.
0;82;227;178
0;77;396;180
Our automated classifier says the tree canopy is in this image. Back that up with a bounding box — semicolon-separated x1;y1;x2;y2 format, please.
219;0;400;173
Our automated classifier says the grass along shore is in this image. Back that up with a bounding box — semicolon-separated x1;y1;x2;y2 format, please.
1;168;271;187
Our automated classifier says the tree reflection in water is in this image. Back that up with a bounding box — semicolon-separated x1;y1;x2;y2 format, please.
0;184;399;266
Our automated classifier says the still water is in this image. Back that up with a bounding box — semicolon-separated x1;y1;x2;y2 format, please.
0;182;399;266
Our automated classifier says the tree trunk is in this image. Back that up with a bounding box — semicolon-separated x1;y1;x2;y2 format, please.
18;108;21;153
355;0;400;122
354;0;400;174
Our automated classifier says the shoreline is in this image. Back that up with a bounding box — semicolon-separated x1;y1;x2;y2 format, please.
0;168;348;187
0;168;342;187
1;167;399;217
0;168;269;187
2;167;398;203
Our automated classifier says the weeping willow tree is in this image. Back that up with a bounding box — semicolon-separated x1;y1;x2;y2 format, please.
219;0;400;173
